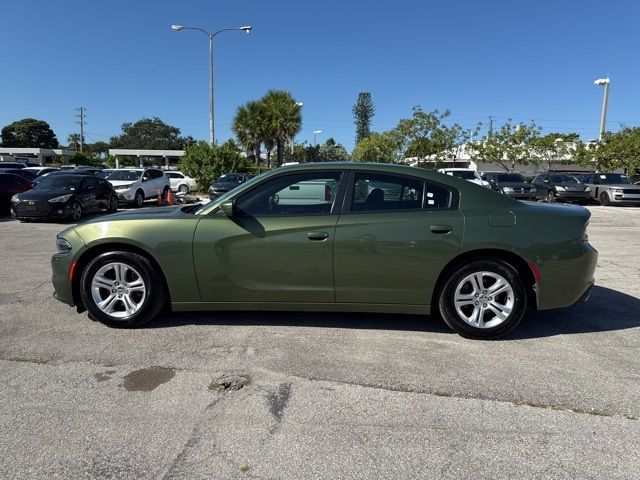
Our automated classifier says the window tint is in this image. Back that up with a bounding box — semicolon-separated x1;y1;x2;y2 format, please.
351;173;451;212
147;169;164;179
0;175;18;187
234;172;342;217
82;177;99;189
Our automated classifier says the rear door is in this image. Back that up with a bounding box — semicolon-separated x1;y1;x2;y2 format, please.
193;170;346;303
79;177;99;210
333;171;464;305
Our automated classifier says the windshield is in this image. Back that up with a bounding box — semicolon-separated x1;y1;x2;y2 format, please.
550;174;579;183
496;173;525;182
97;170;113;178
106;170;141;181
217;174;238;183
598;173;632;184
35;175;83;190
448;171;476;180
195;172;267;215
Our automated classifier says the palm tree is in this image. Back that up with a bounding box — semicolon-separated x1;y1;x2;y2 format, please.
232;100;264;167
262;90;302;166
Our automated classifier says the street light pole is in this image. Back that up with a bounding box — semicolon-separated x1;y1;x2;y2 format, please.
172;24;252;146
594;77;610;141
290;102;303;154
313;130;323;146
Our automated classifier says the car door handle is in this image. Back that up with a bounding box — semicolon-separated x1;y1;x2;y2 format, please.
307;231;329;241
430;225;452;234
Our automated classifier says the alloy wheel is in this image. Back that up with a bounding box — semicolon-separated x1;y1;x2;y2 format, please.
90;262;146;319
453;271;514;329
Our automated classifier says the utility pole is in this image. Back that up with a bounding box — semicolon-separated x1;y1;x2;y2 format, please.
75;107;86;152
488;116;494;139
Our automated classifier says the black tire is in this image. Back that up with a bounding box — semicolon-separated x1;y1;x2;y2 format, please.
599;192;610;206
69;201;82;221
547;190;555;203
178;184;189;194
438;259;528;339
106;194;118;213
79;251;166;328
133;190;144;208
162;186;170;201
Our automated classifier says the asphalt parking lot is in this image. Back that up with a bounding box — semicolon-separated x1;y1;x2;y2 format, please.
0;206;639;479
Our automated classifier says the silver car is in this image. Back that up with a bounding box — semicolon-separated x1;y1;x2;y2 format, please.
576;173;640;206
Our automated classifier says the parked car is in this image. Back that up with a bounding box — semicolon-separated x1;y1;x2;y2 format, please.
104;168;170;207
208;173;252;199
11;174;117;222
0;162;27;169
437;168;490;188
481;172;537;200
0;173;34;215
51;163;597;339
23;167;60;177
575;173;640;206
165;171;198;194
531;173;591;204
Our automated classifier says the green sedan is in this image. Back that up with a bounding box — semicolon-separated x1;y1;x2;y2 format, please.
51;163;597;339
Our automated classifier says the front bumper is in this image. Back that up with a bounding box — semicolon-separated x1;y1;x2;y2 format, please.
51;228;86;307
503;192;537;201
553;191;591;202
12;201;72;219
115;189;135;203
609;192;640;205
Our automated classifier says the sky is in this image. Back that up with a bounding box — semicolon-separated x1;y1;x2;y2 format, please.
1;0;639;151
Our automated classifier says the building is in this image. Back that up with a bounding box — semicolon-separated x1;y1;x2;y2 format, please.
108;149;185;169
0;147;76;166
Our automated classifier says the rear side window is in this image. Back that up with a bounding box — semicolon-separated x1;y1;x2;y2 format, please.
148;169;164;179
350;173;452;212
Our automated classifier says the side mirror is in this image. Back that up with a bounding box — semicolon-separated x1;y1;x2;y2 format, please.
220;200;234;217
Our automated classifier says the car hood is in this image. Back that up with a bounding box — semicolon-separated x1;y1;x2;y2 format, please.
108;180;137;187
86;205;188;223
599;183;640;189
555;182;588;189
17;188;75;200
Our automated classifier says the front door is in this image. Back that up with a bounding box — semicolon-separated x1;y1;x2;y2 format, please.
333;171;464;305
193;170;345;303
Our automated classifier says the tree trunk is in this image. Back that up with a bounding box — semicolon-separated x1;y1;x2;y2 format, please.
276;138;285;166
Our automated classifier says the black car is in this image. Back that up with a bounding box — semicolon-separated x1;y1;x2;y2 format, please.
481;172;537;200
11;174;118;222
0;173;34;216
208;173;252;199
531;173;591;204
0;162;27;169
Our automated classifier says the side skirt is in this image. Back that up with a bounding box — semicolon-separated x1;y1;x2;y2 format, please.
171;302;430;316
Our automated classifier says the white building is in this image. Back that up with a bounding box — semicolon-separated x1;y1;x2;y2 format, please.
0;147;76;166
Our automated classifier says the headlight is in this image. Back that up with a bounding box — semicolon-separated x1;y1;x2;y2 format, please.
114;184;133;190
612;188;623;193
502;187;514;193
48;194;73;203
56;237;72;254
11;194;20;203
585;186;591;192
555;186;566;192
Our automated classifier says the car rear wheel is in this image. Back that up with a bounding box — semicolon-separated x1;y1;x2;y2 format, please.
599;192;610;206
106;194;118;213
80;251;166;328
69;202;82;222
133;190;144;208
178;184;189;194
547;190;555;202
438;259;527;339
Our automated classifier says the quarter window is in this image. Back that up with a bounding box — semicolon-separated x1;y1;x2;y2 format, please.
234;172;343;217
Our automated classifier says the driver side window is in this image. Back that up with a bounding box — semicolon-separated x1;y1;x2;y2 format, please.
234;172;343;217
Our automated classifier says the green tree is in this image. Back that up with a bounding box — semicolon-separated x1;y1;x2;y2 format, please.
353;92;375;145
318;138;350;162
532;133;578;171
351;133;400;163
389;107;452;161
179;140;251;190
109;117;192;150
67;133;82;151
233;100;266;167
578;127;640;174
262;90;302;167
84;141;110;159
1;118;59;148
469;119;541;171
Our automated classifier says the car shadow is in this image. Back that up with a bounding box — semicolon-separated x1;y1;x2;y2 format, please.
150;286;640;340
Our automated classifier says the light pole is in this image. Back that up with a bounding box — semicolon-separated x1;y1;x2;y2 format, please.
290;102;303;153
594;77;610;141
313;130;323;146
171;24;252;146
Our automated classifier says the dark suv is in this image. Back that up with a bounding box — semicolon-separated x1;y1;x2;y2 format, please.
208;173;252;199
531;173;591;204
481;172;537;200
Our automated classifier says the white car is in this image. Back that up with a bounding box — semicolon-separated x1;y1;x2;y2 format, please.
105;168;170;207
437;168;490;188
165;171;198;193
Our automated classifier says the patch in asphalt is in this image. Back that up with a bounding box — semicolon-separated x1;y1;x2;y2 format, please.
121;366;176;391
209;372;252;392
266;383;292;434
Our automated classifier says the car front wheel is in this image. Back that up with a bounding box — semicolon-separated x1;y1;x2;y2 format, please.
132;190;144;208
79;251;166;328
599;192;610;206
106;194;118;213
438;259;527;339
69;202;82;222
